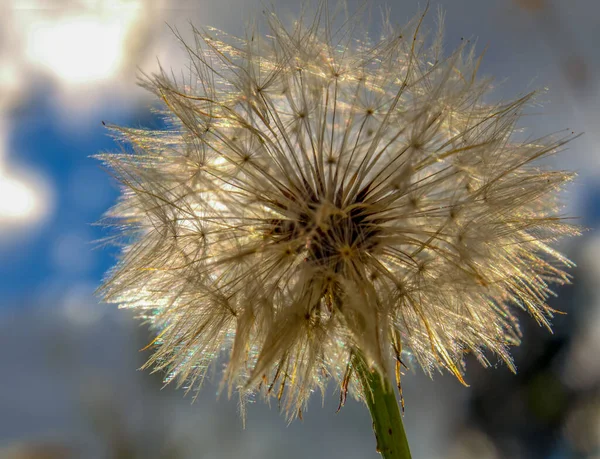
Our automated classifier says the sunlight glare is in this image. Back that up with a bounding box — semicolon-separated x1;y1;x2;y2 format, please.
0;174;37;220
25;5;141;84
0;161;53;227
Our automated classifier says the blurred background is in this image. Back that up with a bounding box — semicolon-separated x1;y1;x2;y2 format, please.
0;0;598;458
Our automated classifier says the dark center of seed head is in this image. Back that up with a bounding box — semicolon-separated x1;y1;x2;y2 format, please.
268;200;381;265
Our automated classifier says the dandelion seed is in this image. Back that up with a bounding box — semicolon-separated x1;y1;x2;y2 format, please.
97;3;578;425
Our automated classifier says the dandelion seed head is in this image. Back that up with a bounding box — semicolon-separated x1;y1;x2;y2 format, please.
98;4;578;419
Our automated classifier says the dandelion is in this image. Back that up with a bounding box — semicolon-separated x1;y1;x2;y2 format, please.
98;3;578;457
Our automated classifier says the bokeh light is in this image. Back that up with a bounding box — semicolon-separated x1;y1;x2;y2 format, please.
22;2;142;84
0;171;42;221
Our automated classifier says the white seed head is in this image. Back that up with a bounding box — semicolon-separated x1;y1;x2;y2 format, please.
98;4;578;419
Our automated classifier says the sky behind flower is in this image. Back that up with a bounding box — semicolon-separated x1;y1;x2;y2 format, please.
0;1;598;458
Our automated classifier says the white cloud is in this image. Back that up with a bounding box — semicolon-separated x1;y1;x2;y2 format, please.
0;171;41;220
19;1;143;85
0;126;54;237
0;0;157;239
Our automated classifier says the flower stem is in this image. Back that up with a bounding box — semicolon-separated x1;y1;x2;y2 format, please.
352;351;412;459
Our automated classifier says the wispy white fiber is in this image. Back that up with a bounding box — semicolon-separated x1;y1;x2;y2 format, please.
98;4;578;420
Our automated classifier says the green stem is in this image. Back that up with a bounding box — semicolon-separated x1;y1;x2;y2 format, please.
352;351;412;459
